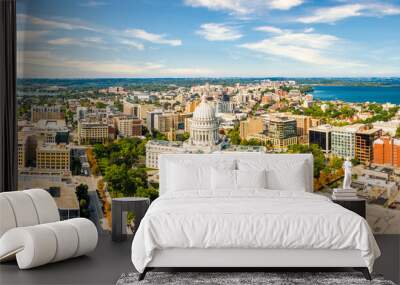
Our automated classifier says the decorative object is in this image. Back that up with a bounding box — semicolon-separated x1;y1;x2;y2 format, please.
112;197;150;242
343;158;353;190
332;158;357;200
0;189;98;269
117;271;394;285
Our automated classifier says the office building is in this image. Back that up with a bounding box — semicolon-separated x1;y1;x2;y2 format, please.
355;128;382;164
331;124;364;159
36;144;70;171
267;116;297;149
77;121;109;144
309;124;332;153
239;117;264;140
114;116;143;137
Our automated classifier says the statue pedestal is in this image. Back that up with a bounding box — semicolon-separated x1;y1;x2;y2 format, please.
332;188;357;200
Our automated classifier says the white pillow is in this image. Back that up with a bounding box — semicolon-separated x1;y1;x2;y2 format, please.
236;169;267;189
167;162;209;192
166;159;236;192
238;159;308;191
211;168;236;191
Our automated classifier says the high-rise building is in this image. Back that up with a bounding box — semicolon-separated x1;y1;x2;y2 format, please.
153;112;181;133
331;124;364;159
123;100;141;118
309;124;333;153
291;115;320;137
267;116;297;149
355;127;382;164
31;105;64;122
239;117;264;140
146;109;163;132
373;136;400;167
36;144;70;171
114;116;143;137
77;121;109;144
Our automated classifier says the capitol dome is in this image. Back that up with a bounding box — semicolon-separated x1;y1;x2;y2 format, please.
188;96;219;147
193;96;216;121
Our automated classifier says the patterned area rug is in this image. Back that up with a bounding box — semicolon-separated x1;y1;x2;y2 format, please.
117;272;395;285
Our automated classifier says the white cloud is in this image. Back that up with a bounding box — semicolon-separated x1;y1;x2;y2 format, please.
48;37;104;47
120;39;145;50
17;13;97;31
79;1;108;7
197;23;242;41
17;50;211;77
304;27;314;33
268;0;303;10
184;0;303;15
254;26;284;34
125;29;182;46
240;30;365;67
297;3;400;24
17;30;49;44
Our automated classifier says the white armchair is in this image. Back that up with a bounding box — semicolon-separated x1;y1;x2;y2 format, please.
0;189;98;269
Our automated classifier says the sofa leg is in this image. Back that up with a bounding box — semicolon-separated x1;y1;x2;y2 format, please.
354;267;371;280
138;268;148;281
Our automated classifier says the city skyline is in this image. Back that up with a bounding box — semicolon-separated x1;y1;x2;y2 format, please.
16;0;400;78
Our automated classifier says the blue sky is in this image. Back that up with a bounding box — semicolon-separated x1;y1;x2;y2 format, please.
16;0;400;78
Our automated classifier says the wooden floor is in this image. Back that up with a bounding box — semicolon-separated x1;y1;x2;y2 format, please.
0;234;399;285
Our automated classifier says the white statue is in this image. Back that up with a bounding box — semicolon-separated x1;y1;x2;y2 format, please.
342;158;353;190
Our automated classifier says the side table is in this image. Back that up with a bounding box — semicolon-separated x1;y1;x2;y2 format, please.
111;197;150;242
332;197;366;218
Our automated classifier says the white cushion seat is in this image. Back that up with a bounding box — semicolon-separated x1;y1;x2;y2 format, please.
0;189;98;269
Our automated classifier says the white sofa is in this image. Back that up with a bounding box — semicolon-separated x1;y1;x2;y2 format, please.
0;189;98;269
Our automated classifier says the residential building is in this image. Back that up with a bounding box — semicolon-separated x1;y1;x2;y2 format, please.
309;124;332;153
373;136;400;167
31;105;64;122
355;127;382;164
331;124;364;159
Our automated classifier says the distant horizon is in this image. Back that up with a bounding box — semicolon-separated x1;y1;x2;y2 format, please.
16;76;400;80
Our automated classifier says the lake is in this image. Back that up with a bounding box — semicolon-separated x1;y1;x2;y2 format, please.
311;86;400;105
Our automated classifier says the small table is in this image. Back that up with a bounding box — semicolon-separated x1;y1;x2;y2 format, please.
332;197;366;218
111;197;150;242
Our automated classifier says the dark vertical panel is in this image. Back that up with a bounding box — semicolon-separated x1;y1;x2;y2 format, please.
0;0;17;192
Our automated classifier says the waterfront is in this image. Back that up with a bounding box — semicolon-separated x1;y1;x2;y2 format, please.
312;85;400;104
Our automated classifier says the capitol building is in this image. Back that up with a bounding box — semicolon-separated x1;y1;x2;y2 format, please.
145;96;224;169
